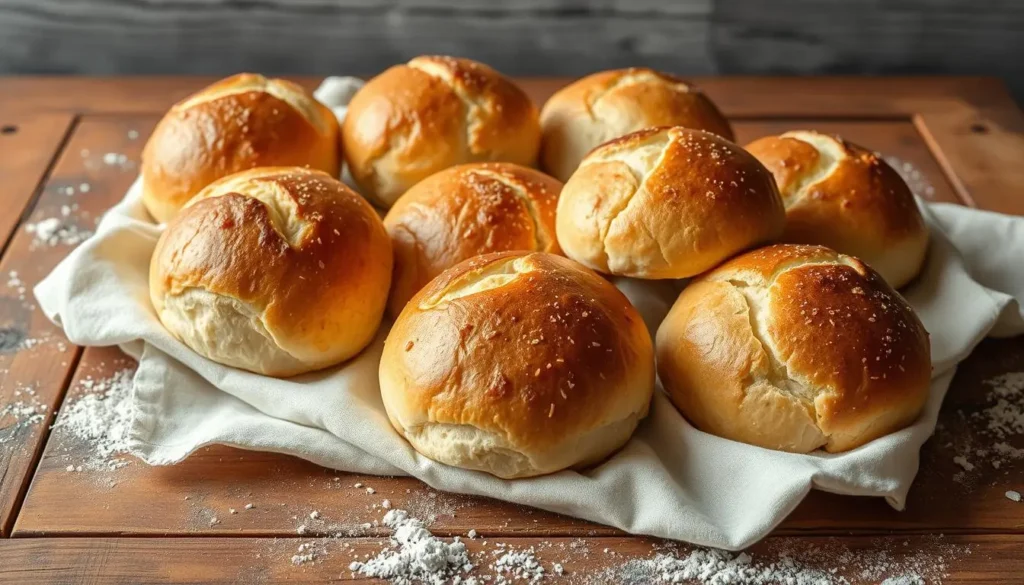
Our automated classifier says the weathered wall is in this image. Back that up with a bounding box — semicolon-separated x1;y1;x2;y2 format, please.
1;1;1020;99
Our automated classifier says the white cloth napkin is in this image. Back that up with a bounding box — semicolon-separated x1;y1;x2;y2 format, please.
34;78;1024;550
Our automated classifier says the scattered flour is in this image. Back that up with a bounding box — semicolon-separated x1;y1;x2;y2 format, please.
292;541;321;566
881;575;925;585
883;156;937;199
0;384;48;448
348;509;474;585
981;372;1024;440
52;367;136;470
946;372;1024;483
6;270;26;300
492;547;545;584
612;550;838;585
81;149;136;172
599;537;966;585
25;216;93;248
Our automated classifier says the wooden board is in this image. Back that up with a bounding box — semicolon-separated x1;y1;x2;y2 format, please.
0;534;1021;584
17;116;1018;541
15;337;1024;539
0;77;1022;582
0;114;75;253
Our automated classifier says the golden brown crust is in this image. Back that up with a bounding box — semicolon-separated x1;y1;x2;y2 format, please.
342;56;541;208
745;131;929;288
656;243;931;453
383;162;563;318
141;73;341;223
380;252;654;477
150;167;391;376
540;68;734;181
556;126;785;279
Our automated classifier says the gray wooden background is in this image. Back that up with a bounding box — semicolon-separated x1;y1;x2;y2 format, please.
1;0;1021;100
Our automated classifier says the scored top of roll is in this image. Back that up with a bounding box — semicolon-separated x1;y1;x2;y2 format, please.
556;126;785;279
383;162;563;317
540;68;734;182
149;167;391;377
343;56;541;208
745;130;929;288
380;251;655;478
141;73;340;223
656;243;932;453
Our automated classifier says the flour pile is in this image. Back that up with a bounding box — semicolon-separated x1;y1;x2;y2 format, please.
348;509;475;584
613;550;839;585
492;548;546;584
53;368;136;470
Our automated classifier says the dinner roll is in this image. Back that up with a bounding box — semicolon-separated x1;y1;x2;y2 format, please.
745;131;929;288
556;126;785;279
343;56;541;208
380;252;654;478
656;244;931;453
141;73;340;223
540;68;734;181
384;162;563;317
150;167;391;377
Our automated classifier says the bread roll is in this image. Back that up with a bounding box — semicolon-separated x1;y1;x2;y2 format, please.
141;73;340;223
656;244;931;453
556;126;785;279
745;131;929;288
150;167;391;377
384;162;562;317
540;68;734;181
380;252;654;478
342;56;541;208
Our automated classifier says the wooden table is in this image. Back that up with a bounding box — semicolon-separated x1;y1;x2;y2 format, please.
0;76;1022;583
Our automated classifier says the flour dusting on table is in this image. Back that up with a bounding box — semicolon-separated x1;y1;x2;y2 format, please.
0;382;48;449
941;371;1024;486
53;367;136;471
348;508;475;584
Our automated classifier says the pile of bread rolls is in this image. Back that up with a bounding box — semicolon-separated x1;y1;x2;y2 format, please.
143;60;932;479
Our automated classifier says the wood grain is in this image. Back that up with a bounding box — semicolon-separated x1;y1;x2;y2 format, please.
0;0;1021;98
0;76;1009;117
0;114;75;253
17;337;1024;538
0;534;1019;584
0;115;152;536
15;116;1002;540
0;79;1021;582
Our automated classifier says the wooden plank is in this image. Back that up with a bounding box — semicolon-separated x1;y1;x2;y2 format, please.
17;117;993;539
916;101;1024;215
18;336;1024;538
0;534;1017;584
0;76;1012;118
0;114;153;536
0;114;75;252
